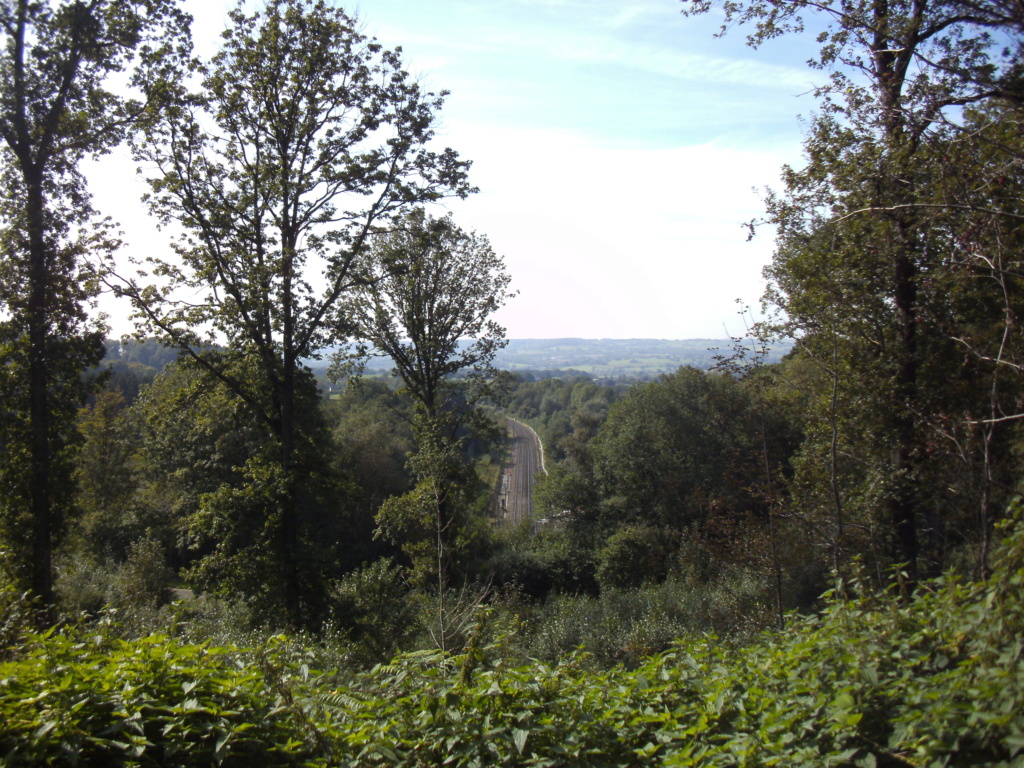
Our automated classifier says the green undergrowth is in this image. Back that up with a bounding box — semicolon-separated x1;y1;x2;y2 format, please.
2;517;1023;767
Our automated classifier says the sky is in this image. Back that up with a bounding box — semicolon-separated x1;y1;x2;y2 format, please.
88;0;827;340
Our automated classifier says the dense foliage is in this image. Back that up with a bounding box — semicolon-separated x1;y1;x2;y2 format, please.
681;0;1024;585
106;0;474;628
505;375;623;463
2;513;1022;767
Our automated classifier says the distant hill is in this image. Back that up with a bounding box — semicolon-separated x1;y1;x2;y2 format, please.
101;337;794;384
489;338;793;379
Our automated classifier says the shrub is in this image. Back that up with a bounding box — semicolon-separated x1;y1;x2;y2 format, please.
528;528;600;595
0;554;34;661
0;629;313;766
481;546;553;599
595;524;673;590
112;538;174;610
54;552;118;616
514;566;772;666
3;510;1022;767
330;558;417;664
55;537;174;635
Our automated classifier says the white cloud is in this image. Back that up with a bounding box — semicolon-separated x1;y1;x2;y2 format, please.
441;124;802;338
377;20;812;93
500;30;812;90
606;4;663;28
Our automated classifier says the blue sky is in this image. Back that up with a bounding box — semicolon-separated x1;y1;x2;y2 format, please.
91;0;826;340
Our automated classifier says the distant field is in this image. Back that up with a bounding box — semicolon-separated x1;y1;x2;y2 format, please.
314;338;794;384
489;338;793;379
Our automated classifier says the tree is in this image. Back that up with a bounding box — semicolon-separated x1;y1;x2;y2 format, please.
590;369;769;530
130;355;348;623
119;0;473;624
530;366;802;602
682;0;1024;581
349;208;515;429
925;104;1024;572
0;0;188;607
70;389;144;562
325;379;415;567
348;209;513;615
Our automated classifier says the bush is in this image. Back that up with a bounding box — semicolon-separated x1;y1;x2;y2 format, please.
4;510;1022;767
112;538;174;611
0;555;34;661
481;546;553;599
167;594;256;646
528;528;600;596
0;628;315;766
513;566;772;666
330;558;417;664
595;524;673;590
55;537;174;634
55;552;118;617
315;511;1024;766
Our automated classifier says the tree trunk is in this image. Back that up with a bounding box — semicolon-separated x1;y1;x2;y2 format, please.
25;167;54;609
890;246;920;585
278;356;301;626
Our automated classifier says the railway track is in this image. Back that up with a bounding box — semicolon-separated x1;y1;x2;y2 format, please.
499;418;545;526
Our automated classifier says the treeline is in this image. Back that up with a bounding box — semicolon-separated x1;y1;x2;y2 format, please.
504;375;625;462
51;358;797;663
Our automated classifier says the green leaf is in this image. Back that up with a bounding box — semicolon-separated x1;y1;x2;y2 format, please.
33;721;57;740
513;728;529;755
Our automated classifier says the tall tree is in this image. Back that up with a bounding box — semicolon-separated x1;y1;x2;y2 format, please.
0;0;188;607
349;209;514;602
350;208;514;428
132;356;341;622
682;0;1024;579
119;0;473;623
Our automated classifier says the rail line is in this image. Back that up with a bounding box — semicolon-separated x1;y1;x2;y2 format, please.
499;418;545;526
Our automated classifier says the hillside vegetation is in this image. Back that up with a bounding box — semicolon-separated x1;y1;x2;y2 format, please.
2;514;1022;767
